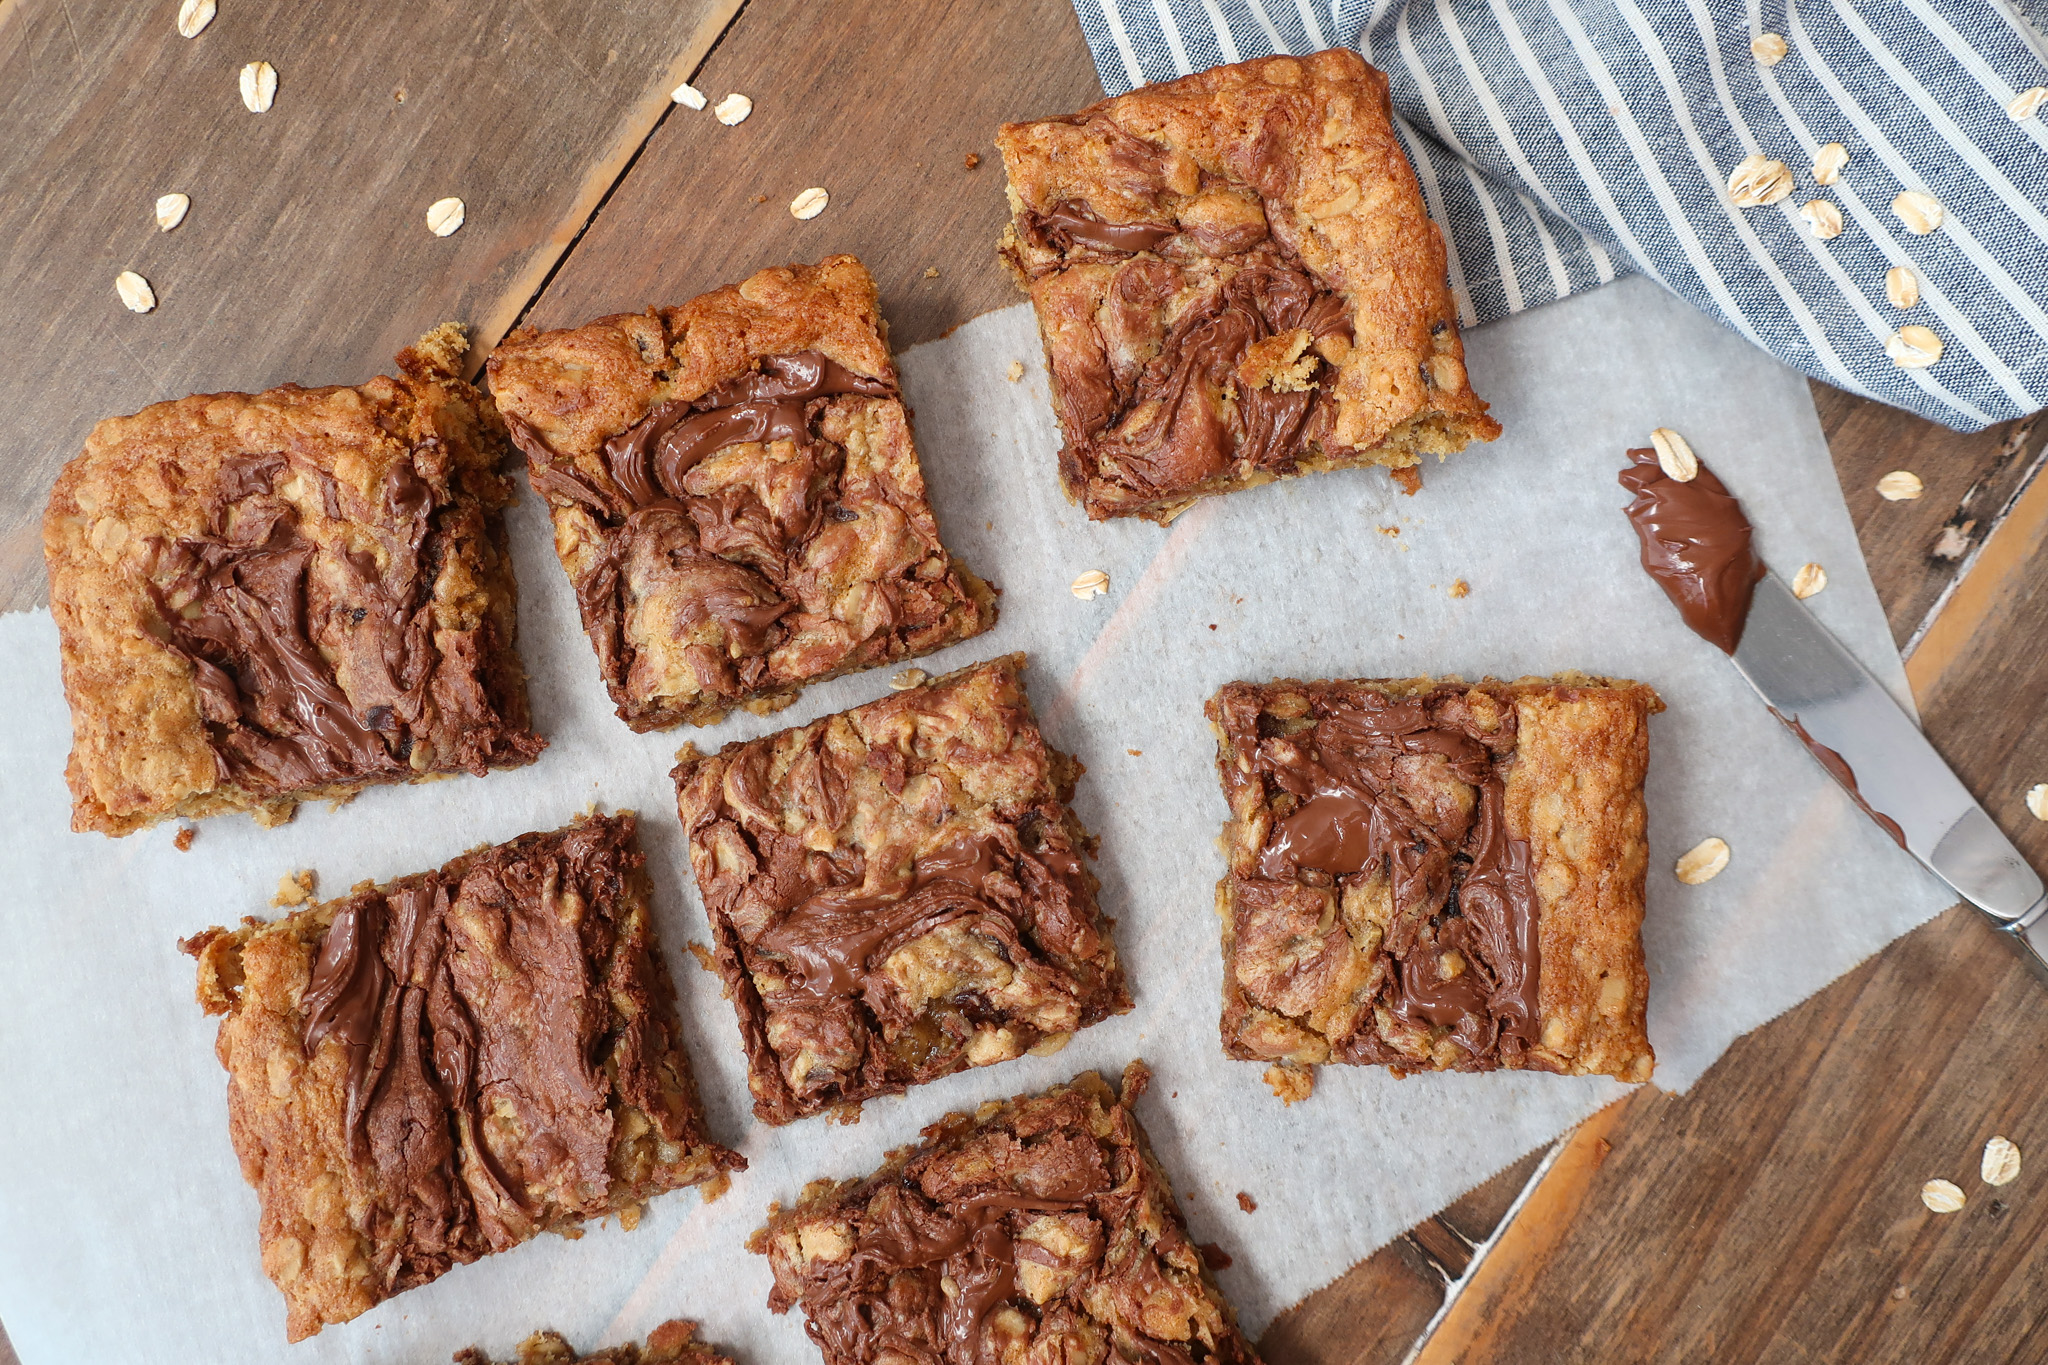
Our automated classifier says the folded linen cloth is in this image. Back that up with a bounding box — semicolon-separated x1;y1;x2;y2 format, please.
1065;0;2048;432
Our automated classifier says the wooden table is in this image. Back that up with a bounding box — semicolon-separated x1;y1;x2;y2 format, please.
4;1;2044;1360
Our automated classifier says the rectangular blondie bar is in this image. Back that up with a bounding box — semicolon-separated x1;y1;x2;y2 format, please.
1208;675;1659;1096
183;813;741;1340
998;51;1500;522
754;1063;1262;1365
44;324;543;834
488;256;996;730
673;654;1129;1124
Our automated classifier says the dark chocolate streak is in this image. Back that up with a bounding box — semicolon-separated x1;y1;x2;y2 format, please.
1254;690;1541;1060
1771;709;1909;849
754;834;1017;1006
150;447;532;793
1037;203;1178;253
1079;258;1355;497
808;1170;1189;1363
1618;446;1766;654
604;352;894;514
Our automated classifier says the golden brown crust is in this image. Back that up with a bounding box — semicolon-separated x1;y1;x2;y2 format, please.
754;1063;1262;1365
452;1319;734;1365
487;257;996;730
674;654;1130;1124
186;814;741;1341
1208;674;1658;1088
44;324;542;835
998;50;1499;522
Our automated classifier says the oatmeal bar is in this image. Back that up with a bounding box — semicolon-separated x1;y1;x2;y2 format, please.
454;1319;731;1365
487;256;997;731
674;653;1129;1125
43;324;543;836
183;813;742;1341
1208;675;1659;1091
997;50;1501;523
754;1063;1261;1365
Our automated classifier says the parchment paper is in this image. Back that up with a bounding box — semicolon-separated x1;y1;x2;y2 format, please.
0;276;1951;1363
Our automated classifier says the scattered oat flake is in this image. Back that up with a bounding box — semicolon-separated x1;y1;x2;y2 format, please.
1886;326;1943;369
1892;190;1944;235
155;192;190;231
2025;783;2048;821
1921;1179;1966;1213
173;826;196;851
115;270;156;313
1877;469;1925;500
1071;569;1110;600
240;60;277;113
1727;154;1793;208
1449;579;1471;599
1792;562;1827;598
2009;87;2048;121
964;152;980;169
1650;427;1699;482
426;196;465;237
1801;199;1844;240
1812;142;1849;185
1006;360;1025;382
671;81;707;109
1932;523;1972;560
1886;266;1920;309
176;0;215;38
1983;1136;2022;1186
889;668;928;691
1751;33;1788;64
790;187;829;221
924;266;940;279
1676;837;1730;885
714;92;752;125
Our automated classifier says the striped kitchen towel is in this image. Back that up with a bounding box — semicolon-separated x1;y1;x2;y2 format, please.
1065;0;2048;431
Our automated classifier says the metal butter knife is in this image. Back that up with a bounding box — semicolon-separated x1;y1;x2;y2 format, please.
1731;571;2048;976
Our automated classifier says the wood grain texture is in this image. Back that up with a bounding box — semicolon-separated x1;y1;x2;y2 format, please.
1413;906;2048;1365
516;0;1105;349
0;0;741;612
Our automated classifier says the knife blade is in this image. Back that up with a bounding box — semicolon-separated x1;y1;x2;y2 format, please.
1730;571;2048;975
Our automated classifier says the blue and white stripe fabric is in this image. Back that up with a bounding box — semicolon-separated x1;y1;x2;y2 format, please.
1066;0;2048;431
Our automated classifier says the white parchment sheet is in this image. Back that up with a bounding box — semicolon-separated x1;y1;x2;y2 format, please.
0;276;1951;1363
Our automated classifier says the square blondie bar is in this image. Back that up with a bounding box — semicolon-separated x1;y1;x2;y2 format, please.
454;1320;731;1365
754;1063;1261;1365
1208;675;1659;1096
487;256;997;731
673;654;1129;1124
998;50;1500;523
44;324;544;835
183;813;742;1341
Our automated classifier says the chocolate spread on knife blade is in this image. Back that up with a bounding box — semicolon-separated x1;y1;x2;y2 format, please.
1249;686;1541;1062
1770;708;1909;849
1618;446;1766;654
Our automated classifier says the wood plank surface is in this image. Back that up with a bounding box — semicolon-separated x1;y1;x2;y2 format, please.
4;1;2048;1362
515;0;1105;349
0;0;742;613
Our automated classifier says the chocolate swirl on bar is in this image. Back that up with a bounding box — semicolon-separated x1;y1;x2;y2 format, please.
147;447;538;793
1248;686;1542;1062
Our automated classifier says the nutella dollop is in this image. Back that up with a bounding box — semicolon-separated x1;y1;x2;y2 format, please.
1618;446;1766;654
